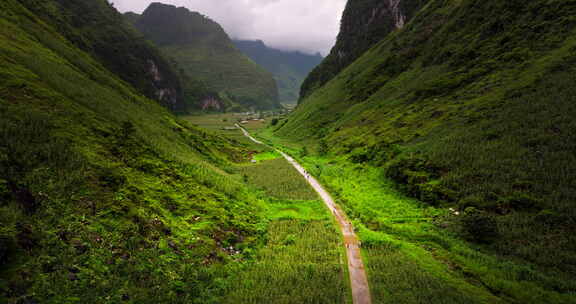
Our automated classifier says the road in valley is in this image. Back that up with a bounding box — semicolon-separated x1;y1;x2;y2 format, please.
237;125;372;304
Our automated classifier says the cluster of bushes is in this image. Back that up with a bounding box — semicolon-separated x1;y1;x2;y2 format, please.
384;154;456;207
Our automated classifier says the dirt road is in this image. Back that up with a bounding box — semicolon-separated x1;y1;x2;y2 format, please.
237;125;372;304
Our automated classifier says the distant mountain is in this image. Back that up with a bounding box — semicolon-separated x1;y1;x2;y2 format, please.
233;40;323;103
130;3;280;111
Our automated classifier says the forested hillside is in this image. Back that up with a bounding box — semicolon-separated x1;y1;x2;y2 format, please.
0;0;266;302
130;3;281;111
234;40;323;103
278;0;576;289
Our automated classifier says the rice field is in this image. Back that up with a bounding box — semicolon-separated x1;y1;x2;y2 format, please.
225;200;351;304
237;158;318;201
183;113;274;153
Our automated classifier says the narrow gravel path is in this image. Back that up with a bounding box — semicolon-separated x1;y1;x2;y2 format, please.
237;125;372;304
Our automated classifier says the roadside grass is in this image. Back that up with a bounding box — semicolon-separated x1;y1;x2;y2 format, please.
256;130;576;304
237;158;318;201
253;151;281;162
225;199;351;304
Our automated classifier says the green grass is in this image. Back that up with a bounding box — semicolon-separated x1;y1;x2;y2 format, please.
253;151;281;162
0;1;274;302
237;158;318;201
225;199;351;304
273;0;576;298
256;129;576;303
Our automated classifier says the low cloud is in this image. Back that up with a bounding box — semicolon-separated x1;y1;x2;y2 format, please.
112;0;346;55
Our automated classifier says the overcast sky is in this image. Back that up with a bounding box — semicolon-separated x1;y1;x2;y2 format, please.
112;0;346;55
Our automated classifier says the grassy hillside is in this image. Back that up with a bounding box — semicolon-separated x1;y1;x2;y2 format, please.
277;0;576;289
0;1;271;302
17;0;190;112
300;0;429;100
132;3;280;111
233;40;323;103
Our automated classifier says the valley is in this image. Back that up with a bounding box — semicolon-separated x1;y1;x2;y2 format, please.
1;0;575;303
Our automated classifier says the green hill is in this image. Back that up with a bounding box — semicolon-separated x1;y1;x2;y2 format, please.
130;3;281;111
0;0;266;302
278;0;576;284
14;0;193;112
233;40;323;103
299;0;429;101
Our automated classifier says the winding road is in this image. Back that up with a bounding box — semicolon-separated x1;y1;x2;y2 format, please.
237;125;372;304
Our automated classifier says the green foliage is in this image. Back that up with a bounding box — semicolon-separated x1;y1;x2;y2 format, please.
0;1;271;302
276;0;576;289
237;158;317;201
299;146;309;158
256;131;576;303
459;208;499;244
318;139;329;156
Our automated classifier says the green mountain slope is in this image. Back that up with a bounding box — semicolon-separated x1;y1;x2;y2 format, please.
278;0;576;281
16;0;192;112
300;0;429;101
0;0;265;302
233;40;323;103
131;3;281;111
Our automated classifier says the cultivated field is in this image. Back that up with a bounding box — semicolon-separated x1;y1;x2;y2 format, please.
225;200;351;304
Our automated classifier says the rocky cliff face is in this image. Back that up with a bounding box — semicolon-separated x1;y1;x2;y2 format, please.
300;0;429;100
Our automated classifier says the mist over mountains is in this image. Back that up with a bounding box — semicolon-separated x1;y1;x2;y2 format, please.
233;39;323;103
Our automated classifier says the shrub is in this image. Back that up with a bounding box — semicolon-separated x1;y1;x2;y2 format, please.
271;118;279;126
0;236;11;265
460;207;499;244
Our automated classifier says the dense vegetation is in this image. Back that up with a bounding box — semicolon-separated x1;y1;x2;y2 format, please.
300;0;429;100
233;40;323;103
0;1;282;302
277;0;576;300
257;127;575;303
130;3;281;111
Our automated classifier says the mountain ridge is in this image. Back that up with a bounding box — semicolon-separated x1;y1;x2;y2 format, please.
233;39;323;103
